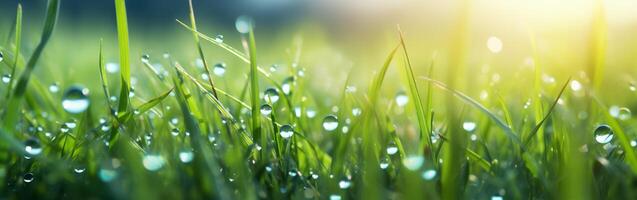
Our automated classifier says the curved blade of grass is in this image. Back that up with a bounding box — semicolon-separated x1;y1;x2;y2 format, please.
186;0;218;98
420;77;522;144
3;0;60;131
522;78;570;149
397;26;432;152
5;4;22;99
97;39;116;116
117;88;174;122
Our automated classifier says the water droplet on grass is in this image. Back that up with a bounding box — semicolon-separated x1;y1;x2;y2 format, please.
2;74;11;83
99;168;117;182
74;167;86;174
422;169;437;180
352;107;362;116
281;76;294;95
62;86;90;114
322;115;338;131
402;155;424;171
594;125;613;144
143;154;165;171
280;125;294;139
260;104;272;115
213;63;226;76
105;62;120;73
23;173;34;183
618;107;631;120
49;82;59;93
171;128;180;136
463;121;477;132
0;51;4;62
329;195;342;200
570;80;582;91
179;150;194;163
24;138;42;156
338;180;351;189
491;196;504;200
141;54;150;63
487;36;503;53
386;145;398;155
235;15;251;34
214;35;224;43
264;88;280;103
395;92;409;107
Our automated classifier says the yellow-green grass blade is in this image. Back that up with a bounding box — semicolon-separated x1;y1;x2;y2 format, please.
114;0;131;114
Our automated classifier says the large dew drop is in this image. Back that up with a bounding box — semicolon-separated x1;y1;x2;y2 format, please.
143;154;166;171
23;173;34;183
279;125;294;139
24;138;43;156
260;104;272;115
213;63;226;76
594;125;613;144
322;115;339;131
235;15;252;34
179;150;194;163
62;86;90;114
281;77;294;95
264;88;280;103
402;155;424;171
463;121;477;132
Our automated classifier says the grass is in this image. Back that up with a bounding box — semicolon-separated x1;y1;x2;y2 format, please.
1;0;637;199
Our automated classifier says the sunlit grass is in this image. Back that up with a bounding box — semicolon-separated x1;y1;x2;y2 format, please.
1;0;637;199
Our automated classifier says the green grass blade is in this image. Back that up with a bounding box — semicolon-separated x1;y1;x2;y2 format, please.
420;77;522;144
5;3;22;99
186;0;219;98
114;0;131;114
247;19;261;142
3;0;60;130
593;97;637;174
522;78;570;149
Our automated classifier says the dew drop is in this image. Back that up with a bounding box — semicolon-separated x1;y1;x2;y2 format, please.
463;121;477;132
171;128;180;137
618;107;631;121
352;107;362;116
99;168;118;182
105;62;120;73
422;169;437;180
281;76;294;95
23;173;34;183
487;36;503;53
491;196;504;200
322;115;339;131
338;180;352;189
402;155;424;171
179;150;194;163
264;88;280;103
74;167;86;174
594;125;613;144
49;82;59;93
235;15;251;34
306;109;317;118
141;54;150;63
214;34;224;43
395;92;409;107
0;51;4;62
260;104;272;115
142;154;165;171
386;145;398;155
62;86;90;114
24;138;42;156
213;63;226;76
329;195;342;200
2;74;11;83
280;125;294;139
570;80;582;91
